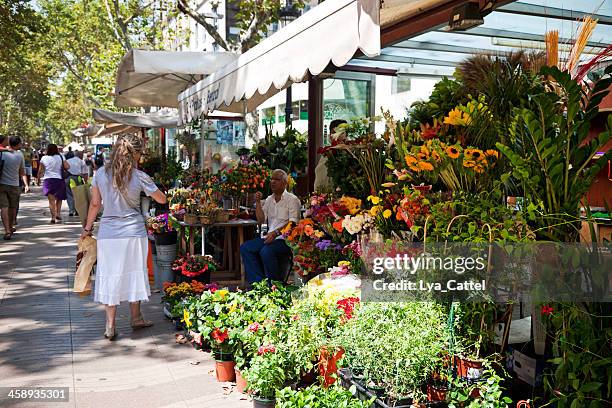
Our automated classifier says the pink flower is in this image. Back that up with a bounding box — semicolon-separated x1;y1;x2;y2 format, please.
257;344;276;355
291;315;300;321
248;322;261;332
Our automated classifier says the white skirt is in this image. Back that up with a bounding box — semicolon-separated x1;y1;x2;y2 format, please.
94;237;151;306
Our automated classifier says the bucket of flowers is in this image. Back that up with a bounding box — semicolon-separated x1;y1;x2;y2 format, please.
146;213;177;245
172;254;219;284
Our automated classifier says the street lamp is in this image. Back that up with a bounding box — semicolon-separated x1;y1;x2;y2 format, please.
279;1;301;129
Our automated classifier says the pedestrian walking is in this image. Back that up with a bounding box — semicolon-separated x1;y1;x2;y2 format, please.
37;143;70;223
0;135;29;240
66;150;88;217
80;134;166;340
22;142;34;187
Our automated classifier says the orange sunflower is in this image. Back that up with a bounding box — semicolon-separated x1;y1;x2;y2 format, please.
446;146;460;159
418;161;434;171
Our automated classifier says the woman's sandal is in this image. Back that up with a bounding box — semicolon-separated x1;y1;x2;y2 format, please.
3;233;11;241
50;219;56;224
131;314;154;330
104;325;117;340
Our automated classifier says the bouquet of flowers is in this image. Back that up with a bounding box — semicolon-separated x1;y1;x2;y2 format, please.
218;162;270;196
172;254;219;278
146;213;174;235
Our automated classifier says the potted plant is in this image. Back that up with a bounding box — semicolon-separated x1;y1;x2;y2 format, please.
146;213;177;245
243;348;287;408
276;384;372;408
172;254;218;284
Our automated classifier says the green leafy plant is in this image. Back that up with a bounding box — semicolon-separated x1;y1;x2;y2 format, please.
333;302;447;402
448;365;512;408
276;384;372;408
497;65;612;241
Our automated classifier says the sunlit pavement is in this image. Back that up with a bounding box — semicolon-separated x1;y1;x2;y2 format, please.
0;188;249;408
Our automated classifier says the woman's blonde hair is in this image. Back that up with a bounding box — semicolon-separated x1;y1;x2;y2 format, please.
109;133;144;205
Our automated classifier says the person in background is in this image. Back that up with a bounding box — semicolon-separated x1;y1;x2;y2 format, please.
37;143;70;224
31;149;39;185
313;119;347;192
0;135;28;240
22;142;34;187
81;134;166;340
65;150;89;217
8;137;26;227
84;151;94;177
65;146;74;159
240;169;300;284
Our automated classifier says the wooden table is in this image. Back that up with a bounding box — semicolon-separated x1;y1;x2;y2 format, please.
177;219;259;287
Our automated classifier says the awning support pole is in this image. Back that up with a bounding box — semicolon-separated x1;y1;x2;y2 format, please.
307;76;323;193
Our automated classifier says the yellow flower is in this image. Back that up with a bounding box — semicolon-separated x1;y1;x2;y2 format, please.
465;148;483;160
369;205;382;217
485;149;499;159
314;230;325;239
381;182;396;188
418;161;434;171
340;196;362;215
367;195;381;205
229;303;238;314
383;209;392;219
432;150;441;162
420;145;430;156
338;261;351;267
446;146;460;159
443;107;467;126
463;159;476;168
182;309;192;328
216;289;229;300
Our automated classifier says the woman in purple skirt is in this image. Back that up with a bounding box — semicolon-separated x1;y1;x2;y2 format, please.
37;144;70;223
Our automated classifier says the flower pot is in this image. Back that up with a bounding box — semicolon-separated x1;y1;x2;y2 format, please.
366;384;386;399
154;231;177;246
215;360;236;382
235;369;247;394
214;350;234;362
455;356;484;379
157;261;175;286
155;244;177;263
216;211;230;222
427;384;448;402
199;215;213;225
184;213;199;225
252;396;275;408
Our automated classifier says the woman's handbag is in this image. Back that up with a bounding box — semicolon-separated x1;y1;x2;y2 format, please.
74;236;97;296
61;156;70;179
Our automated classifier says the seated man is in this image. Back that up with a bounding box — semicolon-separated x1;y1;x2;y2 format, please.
241;169;300;284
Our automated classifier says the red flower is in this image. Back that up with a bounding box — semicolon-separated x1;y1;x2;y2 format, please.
211;328;229;343
541;305;554;316
337;297;360;321
291;315;300;321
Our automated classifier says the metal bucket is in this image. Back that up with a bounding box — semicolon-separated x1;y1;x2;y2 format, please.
155;244;177;263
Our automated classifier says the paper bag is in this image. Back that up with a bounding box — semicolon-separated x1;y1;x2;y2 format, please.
74;236;97;296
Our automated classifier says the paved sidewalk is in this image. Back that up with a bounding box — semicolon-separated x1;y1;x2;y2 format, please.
0;188;250;408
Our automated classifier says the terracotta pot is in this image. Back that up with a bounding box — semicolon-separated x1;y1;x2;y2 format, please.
235;369;247;394
427;384;448;402
215;360;236;382
455;355;483;379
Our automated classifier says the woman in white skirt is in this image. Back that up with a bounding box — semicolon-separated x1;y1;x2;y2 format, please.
80;134;166;340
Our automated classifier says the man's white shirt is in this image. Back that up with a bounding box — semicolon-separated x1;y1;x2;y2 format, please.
262;190;301;239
